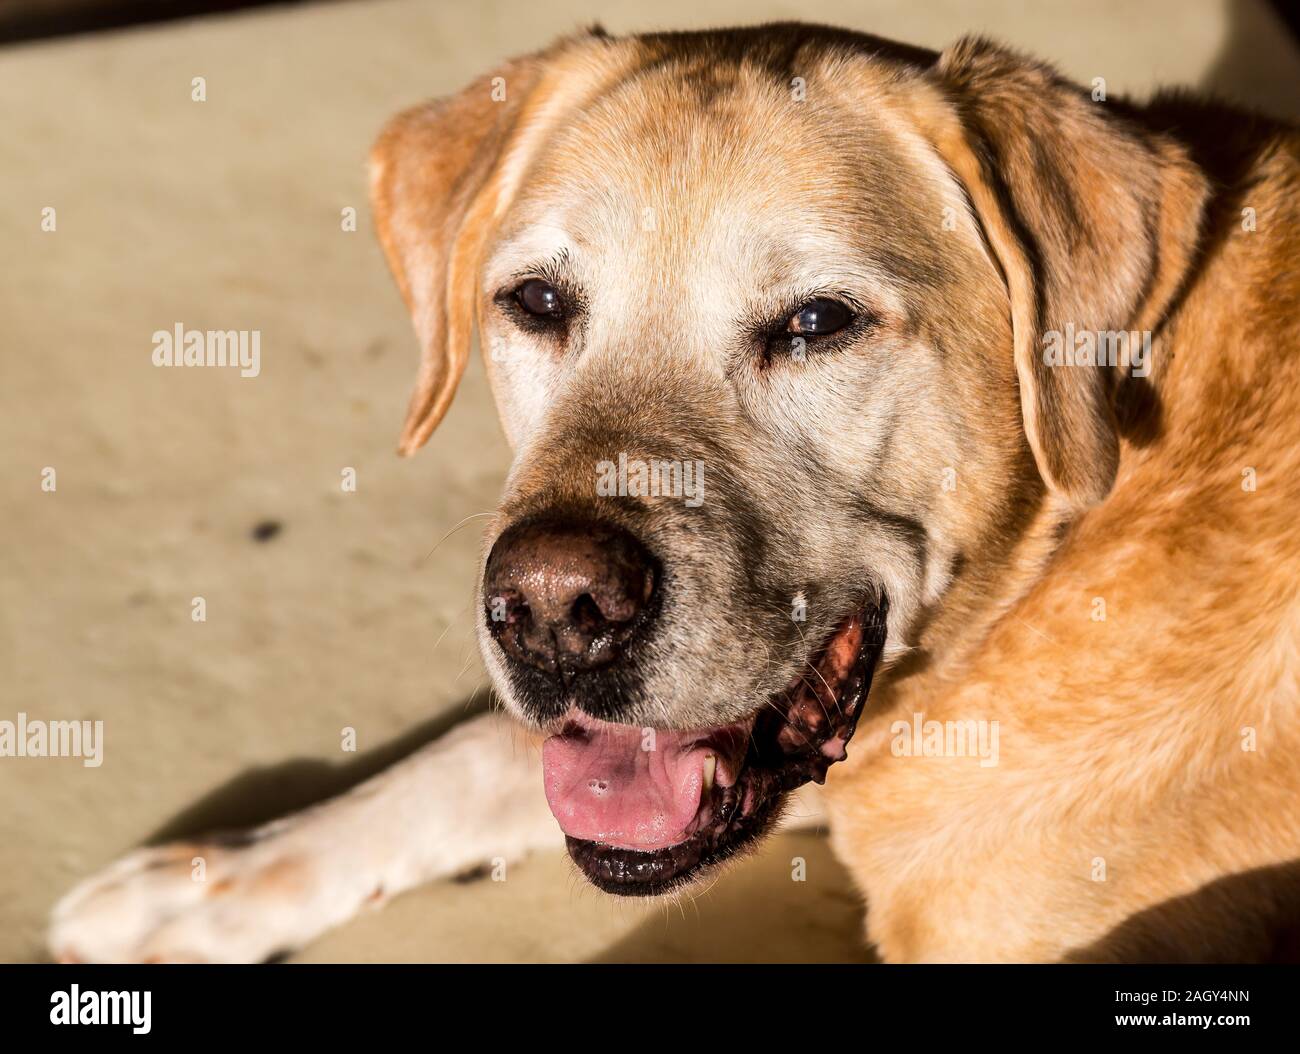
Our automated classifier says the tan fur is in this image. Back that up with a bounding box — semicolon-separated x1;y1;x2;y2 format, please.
369;23;1300;962
370;37;641;454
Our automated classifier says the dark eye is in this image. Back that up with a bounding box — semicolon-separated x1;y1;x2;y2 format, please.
515;279;564;318
787;298;852;336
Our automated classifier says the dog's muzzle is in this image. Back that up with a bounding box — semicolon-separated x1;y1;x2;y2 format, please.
483;516;889;896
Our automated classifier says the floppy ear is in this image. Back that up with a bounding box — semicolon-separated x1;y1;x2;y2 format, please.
369;47;559;455
929;38;1207;506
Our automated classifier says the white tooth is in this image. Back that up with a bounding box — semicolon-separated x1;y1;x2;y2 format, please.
702;755;716;795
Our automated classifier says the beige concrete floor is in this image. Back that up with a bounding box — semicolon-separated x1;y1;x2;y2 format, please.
2;0;1297;963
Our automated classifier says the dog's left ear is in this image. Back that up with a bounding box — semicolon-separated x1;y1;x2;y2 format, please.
925;38;1207;507
369;52;550;456
369;32;618;455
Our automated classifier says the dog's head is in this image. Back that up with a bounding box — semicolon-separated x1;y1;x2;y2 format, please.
370;24;1205;894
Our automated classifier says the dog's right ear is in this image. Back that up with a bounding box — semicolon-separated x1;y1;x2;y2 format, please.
370;35;617;455
922;38;1207;508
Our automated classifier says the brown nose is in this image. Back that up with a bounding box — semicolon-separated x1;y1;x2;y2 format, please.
484;519;657;675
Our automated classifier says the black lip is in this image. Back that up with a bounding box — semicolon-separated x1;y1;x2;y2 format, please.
565;597;890;896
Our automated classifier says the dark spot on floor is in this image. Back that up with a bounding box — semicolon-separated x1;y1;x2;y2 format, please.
251;520;283;543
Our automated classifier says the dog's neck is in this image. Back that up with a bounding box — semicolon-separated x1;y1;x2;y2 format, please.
868;482;1081;723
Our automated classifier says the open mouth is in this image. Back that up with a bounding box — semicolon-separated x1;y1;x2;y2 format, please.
542;598;889;896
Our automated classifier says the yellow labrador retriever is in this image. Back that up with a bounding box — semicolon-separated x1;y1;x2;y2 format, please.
51;23;1300;963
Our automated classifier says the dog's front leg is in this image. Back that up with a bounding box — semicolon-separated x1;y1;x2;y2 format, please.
49;711;560;963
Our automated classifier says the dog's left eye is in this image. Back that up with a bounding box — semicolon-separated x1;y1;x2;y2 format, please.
515;279;564;318
787;298;852;336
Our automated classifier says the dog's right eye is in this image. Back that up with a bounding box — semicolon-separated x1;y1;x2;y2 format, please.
787;298;852;336
515;279;564;318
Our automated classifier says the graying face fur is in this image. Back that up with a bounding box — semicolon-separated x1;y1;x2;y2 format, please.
473;56;1031;731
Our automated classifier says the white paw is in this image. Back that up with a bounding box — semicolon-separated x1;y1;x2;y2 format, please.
49;831;361;964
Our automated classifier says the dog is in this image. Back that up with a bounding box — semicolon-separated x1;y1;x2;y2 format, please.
49;22;1300;963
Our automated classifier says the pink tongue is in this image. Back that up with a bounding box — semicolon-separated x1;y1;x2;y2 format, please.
542;718;716;851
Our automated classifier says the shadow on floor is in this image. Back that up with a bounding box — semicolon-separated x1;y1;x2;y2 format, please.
587;831;878;964
1198;0;1300;120
146;694;488;844
1066;859;1300;963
